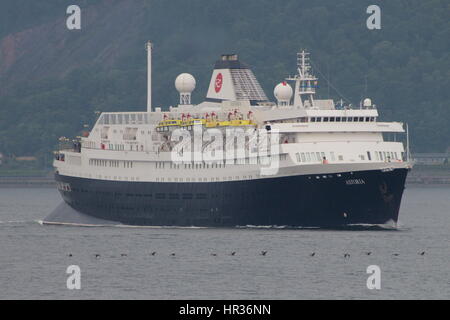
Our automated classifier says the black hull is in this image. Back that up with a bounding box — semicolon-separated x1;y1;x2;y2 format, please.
54;168;408;227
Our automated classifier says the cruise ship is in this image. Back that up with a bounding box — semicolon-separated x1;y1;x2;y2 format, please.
47;42;412;227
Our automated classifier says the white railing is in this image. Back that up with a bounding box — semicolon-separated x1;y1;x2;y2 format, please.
97;112;151;125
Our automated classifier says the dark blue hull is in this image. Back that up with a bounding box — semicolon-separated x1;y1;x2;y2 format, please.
54;168;408;227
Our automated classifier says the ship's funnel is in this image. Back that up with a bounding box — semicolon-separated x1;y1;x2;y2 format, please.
205;54;268;105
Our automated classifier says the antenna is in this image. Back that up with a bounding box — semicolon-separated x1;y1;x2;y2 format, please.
286;49;317;109
406;123;411;163
146;41;153;112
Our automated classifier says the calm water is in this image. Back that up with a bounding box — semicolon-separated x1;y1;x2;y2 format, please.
0;186;449;299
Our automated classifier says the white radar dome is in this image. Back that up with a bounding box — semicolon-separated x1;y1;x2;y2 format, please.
274;82;293;101
363;98;372;107
175;73;196;93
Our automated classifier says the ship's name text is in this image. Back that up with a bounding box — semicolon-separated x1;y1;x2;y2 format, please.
346;179;366;185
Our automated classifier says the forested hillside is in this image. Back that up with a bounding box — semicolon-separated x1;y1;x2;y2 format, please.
0;0;448;166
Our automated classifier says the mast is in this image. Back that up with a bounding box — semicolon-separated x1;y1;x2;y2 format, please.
146;41;153;112
286;50;317;109
406;123;411;163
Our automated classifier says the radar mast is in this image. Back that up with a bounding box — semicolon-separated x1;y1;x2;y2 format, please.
287;50;318;109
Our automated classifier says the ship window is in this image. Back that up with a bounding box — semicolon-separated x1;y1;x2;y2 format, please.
330;117;335;122
311;117;316;122
352;117;358;122
311;152;317;162
323;117;329;122
338;155;343;161
156;193;165;199
347;117;353;122
321;152;326;160
306;153;311;162
375;152;379;161
341;117;347;122
379;152;383;160
316;117;322;122
296;153;301;162
315;152;321;161
123;127;138;140
301;153;306;162
330;152;336;161
359;117;364;122
365;117;370;122
336;117;341;122
182;193;193;199
101;126;110;139
367;152;372;161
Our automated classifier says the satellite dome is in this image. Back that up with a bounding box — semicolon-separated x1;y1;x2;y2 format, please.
363;98;372;107
175;73;196;93
274;82;293;101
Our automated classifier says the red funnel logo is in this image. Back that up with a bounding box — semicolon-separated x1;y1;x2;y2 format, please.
214;73;223;93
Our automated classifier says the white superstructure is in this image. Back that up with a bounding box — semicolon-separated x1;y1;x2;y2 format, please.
54;48;410;184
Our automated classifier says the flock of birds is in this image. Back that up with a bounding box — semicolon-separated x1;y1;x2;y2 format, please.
66;250;427;259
